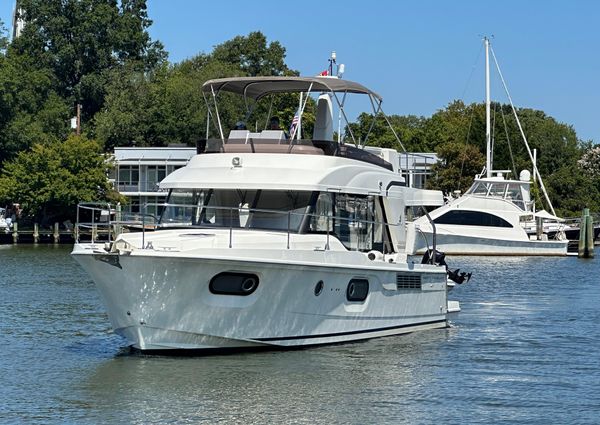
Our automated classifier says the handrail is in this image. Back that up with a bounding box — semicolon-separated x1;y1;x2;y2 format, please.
75;201;401;253
75;202;157;244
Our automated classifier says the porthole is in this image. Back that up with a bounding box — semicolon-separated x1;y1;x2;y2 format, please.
209;272;259;296
346;279;369;302
314;280;324;296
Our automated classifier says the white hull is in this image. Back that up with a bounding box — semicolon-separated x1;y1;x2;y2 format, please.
407;229;567;256
72;241;450;352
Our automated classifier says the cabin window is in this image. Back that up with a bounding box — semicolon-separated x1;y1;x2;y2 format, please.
159;189;312;232
309;193;385;252
159;189;390;251
505;183;526;210
434;210;513;227
468;182;489;195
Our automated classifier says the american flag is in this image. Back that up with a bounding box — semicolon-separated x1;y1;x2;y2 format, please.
289;110;300;138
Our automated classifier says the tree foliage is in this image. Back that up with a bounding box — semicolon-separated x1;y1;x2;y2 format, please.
578;145;600;178
211;31;292;77
0;135;121;223
10;0;165;121
94;31;300;149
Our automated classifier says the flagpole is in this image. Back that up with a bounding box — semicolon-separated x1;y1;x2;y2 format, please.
297;93;302;140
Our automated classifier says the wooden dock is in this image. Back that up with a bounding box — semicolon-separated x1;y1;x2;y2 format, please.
0;222;110;245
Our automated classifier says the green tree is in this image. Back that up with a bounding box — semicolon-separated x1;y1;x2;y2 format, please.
94;59;243;149
349;112;428;151
94;31;301;149
426;142;485;195
211;31;292;77
545;165;600;217
11;0;165;120
0;55;70;164
0;134;120;224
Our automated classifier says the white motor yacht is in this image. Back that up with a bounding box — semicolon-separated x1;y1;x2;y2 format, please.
0;208;12;233
406;171;567;255
72;74;462;353
406;38;568;256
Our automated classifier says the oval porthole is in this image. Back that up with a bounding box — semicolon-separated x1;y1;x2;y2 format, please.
346;279;369;302
209;272;259;296
314;280;324;296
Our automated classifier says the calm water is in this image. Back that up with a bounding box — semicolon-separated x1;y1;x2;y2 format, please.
1;245;599;424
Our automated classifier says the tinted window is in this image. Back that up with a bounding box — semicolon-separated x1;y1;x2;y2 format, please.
434;210;512;228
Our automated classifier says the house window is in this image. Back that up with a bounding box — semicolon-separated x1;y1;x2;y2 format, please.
144;165;167;191
118;166;139;192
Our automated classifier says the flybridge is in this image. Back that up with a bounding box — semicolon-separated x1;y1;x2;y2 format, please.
200;72;403;149
198;73;426;175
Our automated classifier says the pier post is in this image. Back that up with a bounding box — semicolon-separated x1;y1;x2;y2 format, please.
578;208;594;258
33;223;39;244
12;222;18;244
536;216;543;241
53;222;60;244
115;202;122;240
585;211;594;258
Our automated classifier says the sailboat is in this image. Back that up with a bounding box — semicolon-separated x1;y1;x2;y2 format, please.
406;37;568;256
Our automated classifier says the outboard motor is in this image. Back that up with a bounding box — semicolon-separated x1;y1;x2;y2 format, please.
421;249;472;285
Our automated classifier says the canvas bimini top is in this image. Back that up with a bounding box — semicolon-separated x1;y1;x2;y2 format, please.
202;76;382;101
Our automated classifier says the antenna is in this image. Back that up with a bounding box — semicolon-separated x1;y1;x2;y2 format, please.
328;51;337;76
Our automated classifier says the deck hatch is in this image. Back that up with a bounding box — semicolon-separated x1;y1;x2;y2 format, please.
396;273;422;289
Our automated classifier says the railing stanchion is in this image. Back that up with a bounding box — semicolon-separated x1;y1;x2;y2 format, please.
326;215;330;250
91;207;95;243
229;208;233;248
287;212;291;249
76;204;80;243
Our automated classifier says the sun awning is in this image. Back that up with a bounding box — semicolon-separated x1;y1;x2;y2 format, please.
202;76;382;101
534;210;564;222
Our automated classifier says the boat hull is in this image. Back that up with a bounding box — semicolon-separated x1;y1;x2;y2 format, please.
407;229;567;256
72;244;450;352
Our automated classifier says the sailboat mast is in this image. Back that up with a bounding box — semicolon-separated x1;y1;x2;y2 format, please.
485;37;492;178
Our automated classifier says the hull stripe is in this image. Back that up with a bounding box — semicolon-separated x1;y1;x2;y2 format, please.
252;319;446;342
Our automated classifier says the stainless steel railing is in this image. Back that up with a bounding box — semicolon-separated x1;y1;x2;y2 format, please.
76;201;398;253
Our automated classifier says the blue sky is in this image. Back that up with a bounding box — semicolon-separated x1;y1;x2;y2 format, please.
2;1;599;143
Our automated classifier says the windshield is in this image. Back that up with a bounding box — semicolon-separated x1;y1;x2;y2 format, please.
157;188;390;252
466;181;526;210
159;189;313;232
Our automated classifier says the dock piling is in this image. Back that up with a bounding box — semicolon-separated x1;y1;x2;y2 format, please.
53;222;60;244
12;222;18;244
578;208;595;258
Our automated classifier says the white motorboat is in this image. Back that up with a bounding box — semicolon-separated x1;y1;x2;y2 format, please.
72;73;463;353
406;38;568;256
0;208;12;233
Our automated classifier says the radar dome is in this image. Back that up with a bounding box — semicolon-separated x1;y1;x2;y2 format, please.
519;170;531;182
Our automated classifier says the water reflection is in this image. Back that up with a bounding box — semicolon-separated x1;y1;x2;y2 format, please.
80;329;452;424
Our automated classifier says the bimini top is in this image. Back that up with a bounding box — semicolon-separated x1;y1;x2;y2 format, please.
202;76;382;101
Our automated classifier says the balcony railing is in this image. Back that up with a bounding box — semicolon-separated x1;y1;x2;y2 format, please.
116;181;163;192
